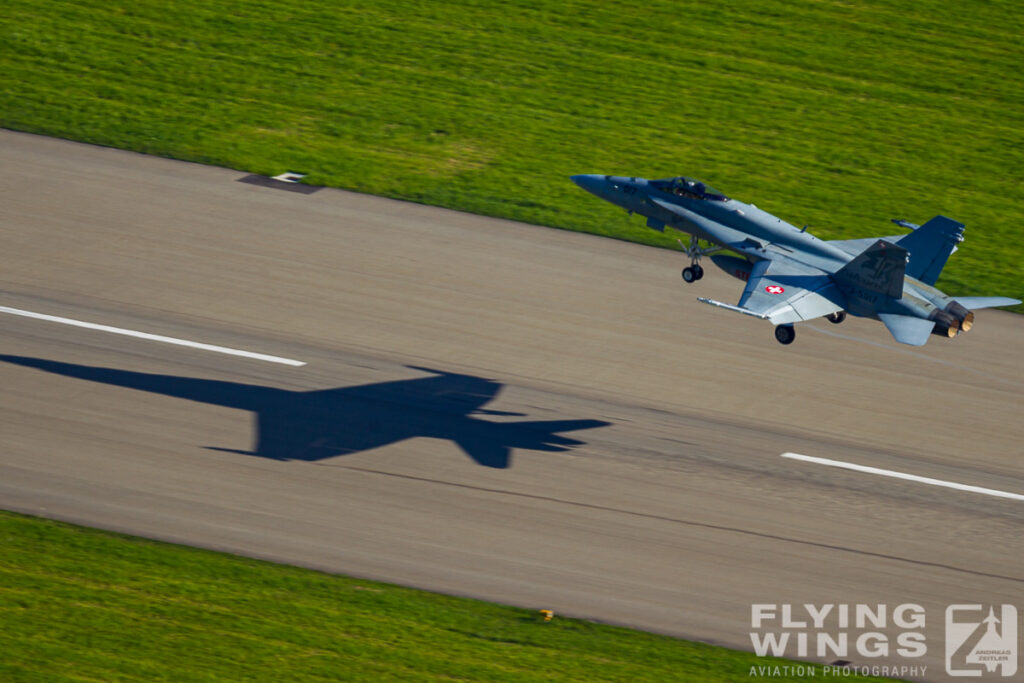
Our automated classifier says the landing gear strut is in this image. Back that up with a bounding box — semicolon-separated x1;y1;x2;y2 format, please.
774;325;796;345
826;311;847;324
678;236;721;285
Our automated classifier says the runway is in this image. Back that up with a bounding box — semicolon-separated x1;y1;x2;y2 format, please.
1;130;1021;677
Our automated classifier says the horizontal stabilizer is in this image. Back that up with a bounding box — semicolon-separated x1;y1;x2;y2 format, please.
878;313;935;346
953;296;1021;310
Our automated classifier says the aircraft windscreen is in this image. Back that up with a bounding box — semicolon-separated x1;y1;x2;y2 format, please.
652;177;728;201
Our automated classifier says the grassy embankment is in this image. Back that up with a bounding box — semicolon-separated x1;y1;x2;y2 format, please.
0;511;893;681
1;0;1021;306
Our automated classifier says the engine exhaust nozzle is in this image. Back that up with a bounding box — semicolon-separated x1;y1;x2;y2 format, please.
944;302;974;332
930;310;959;338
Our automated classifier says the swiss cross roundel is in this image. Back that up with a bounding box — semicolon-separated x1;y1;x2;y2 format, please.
765;285;785;294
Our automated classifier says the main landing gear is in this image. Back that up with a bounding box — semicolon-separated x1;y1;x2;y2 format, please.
826;311;847;324
774;325;796;345
678;236;721;285
776;313;842;345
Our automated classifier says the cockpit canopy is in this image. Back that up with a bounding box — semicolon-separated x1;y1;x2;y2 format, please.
650;176;728;201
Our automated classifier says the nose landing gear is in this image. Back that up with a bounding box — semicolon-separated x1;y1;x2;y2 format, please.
681;264;704;282
678;237;720;285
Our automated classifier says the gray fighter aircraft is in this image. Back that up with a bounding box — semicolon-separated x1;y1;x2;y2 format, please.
572;174;1021;345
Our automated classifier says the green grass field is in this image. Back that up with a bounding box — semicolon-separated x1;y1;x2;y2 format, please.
1;0;1021;307
0;511;895;682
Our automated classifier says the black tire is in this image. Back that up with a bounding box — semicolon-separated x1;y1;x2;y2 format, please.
682;267;696;283
774;325;796;345
692;264;705;280
827;311;847;324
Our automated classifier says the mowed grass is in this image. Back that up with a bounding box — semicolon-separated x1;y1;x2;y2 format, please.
0;511;893;682
1;0;1021;307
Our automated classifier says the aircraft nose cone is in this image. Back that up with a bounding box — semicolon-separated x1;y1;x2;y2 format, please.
571;174;605;195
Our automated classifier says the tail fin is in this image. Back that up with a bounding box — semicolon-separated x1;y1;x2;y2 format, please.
833;239;907;299
896;216;964;285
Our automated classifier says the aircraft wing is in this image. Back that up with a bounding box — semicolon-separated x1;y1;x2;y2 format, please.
700;258;846;325
648;199;850;324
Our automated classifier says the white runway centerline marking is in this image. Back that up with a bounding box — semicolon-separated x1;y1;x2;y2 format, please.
782;452;1024;501
0;305;305;367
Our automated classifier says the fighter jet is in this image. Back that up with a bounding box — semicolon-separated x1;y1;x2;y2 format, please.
572;174;1021;345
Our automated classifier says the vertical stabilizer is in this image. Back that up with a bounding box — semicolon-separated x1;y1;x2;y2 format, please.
833;239;907;299
897;215;964;285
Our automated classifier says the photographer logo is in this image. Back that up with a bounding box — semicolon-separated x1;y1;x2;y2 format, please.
946;604;1017;677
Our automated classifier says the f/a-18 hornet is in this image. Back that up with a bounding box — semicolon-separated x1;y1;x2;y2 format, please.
572;174;1020;345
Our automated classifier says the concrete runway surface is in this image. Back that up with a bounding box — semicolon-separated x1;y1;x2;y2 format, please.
1;130;1021;678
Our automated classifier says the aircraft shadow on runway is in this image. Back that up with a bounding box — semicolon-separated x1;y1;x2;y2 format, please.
0;355;610;469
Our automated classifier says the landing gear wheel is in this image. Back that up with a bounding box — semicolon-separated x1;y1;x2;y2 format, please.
678;237;723;284
774;325;796;345
826;311;847;324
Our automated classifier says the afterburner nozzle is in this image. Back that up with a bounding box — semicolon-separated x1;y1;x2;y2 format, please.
929;310;959;338
944;302;974;333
